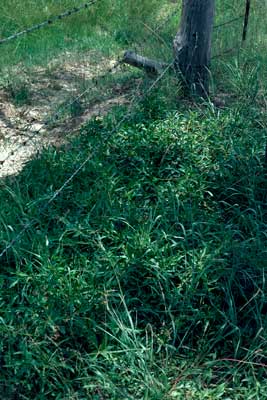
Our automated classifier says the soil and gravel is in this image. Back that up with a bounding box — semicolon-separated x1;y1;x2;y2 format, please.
0;52;130;178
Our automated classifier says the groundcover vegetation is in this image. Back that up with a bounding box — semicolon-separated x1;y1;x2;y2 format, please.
0;0;267;398
0;94;266;398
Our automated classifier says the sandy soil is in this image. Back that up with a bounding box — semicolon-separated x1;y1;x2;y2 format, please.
0;53;129;178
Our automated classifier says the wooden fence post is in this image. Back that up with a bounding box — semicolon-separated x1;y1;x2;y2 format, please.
242;0;251;42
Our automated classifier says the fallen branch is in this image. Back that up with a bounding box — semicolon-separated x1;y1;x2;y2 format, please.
122;51;169;76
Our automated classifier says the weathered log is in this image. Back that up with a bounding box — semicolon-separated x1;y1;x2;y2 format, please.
122;51;168;76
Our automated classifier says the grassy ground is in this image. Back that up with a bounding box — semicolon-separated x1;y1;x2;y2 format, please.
0;1;267;399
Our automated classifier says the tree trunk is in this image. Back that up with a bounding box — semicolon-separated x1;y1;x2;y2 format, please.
173;0;215;97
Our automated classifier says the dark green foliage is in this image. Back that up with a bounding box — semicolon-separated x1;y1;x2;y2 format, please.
0;97;267;398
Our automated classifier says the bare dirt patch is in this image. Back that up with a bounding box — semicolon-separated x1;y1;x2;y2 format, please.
0;52;130;178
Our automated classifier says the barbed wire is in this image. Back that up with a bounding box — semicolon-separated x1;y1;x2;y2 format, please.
0;62;173;259
153;9;244;33
154;8;243;33
0;59;122;169
213;15;243;30
0;0;98;46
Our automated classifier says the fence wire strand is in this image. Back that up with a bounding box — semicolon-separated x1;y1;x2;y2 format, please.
214;15;243;30
0;0;98;45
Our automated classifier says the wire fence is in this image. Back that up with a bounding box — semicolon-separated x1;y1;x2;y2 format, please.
0;1;251;54
212;0;253;58
135;1;252;63
0;0;256;258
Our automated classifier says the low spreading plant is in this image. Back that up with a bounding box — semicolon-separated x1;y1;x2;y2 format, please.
0;98;266;398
